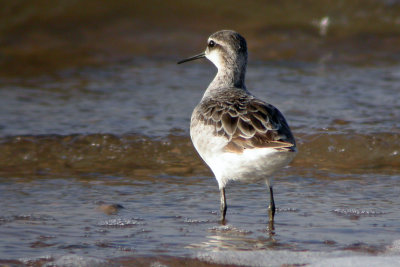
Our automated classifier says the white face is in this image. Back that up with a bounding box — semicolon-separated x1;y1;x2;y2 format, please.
205;39;224;70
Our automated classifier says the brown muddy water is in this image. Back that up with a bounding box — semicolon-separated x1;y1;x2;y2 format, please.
1;59;400;266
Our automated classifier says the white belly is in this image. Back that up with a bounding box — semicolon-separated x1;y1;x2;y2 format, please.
191;123;296;189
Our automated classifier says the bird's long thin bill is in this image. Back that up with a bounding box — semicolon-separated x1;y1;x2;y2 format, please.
177;53;205;64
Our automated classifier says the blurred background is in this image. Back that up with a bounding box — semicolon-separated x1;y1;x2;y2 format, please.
1;0;400;76
1;1;400;266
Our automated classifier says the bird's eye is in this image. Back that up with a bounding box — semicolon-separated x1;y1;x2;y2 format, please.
208;40;215;47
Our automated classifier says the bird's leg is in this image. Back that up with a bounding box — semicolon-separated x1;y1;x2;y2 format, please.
220;187;227;224
268;186;275;230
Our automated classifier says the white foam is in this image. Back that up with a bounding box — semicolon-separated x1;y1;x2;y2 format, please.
197;239;400;267
311;256;400;267
386;239;400;254
43;254;108;267
331;208;386;216
97;217;144;227
198;250;344;267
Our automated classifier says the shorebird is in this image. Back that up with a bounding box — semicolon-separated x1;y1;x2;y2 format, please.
178;30;296;225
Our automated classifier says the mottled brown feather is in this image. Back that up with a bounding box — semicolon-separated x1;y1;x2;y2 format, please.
196;90;296;153
221;113;238;135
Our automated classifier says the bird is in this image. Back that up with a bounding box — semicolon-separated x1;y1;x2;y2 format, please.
177;30;296;226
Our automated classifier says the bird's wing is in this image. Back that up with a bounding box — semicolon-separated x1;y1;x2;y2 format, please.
195;96;296;153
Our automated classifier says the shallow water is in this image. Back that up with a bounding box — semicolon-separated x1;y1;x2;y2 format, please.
1;59;400;266
1;60;400;137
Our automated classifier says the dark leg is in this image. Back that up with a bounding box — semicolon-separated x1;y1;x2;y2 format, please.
220;188;227;223
268;186;276;223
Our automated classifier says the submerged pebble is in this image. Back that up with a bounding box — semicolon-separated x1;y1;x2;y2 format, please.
97;204;124;215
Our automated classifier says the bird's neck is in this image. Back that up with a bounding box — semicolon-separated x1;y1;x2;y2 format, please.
206;64;246;94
